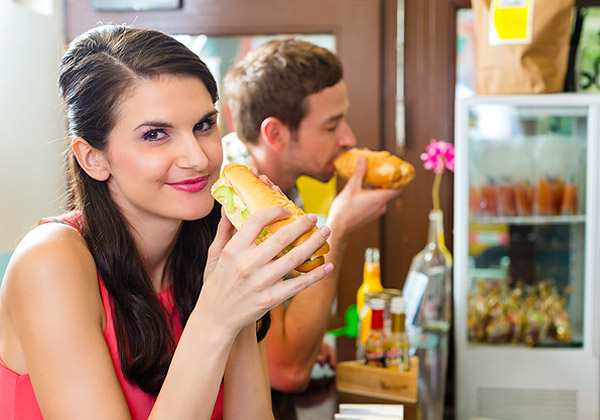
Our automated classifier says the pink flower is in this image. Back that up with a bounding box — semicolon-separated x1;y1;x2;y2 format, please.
420;139;455;174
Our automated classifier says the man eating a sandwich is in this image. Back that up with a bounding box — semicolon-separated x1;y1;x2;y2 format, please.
221;37;403;409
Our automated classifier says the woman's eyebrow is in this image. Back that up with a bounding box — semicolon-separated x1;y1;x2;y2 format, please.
134;110;218;130
199;110;219;121
135;121;173;130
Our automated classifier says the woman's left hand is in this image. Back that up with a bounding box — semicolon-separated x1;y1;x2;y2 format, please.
203;170;286;281
203;206;236;281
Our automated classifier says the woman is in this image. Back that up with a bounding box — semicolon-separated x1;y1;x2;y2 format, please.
0;25;332;419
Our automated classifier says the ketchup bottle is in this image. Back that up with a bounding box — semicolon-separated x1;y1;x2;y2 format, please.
364;298;387;367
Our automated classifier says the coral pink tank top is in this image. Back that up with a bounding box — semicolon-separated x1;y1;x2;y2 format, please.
0;212;223;419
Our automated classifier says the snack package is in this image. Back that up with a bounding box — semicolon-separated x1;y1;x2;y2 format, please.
545;286;573;342
485;302;511;343
467;280;490;342
472;0;574;94
468;279;573;346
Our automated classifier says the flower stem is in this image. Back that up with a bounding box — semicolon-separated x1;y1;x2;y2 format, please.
432;172;442;211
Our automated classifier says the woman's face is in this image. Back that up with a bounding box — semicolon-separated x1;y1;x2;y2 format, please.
102;75;222;224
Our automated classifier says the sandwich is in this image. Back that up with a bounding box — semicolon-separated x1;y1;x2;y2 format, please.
333;148;415;189
211;163;330;272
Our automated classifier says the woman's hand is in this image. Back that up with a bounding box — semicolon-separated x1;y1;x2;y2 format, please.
203;170;286;281
203;206;236;280
199;204;332;335
254;170;285;196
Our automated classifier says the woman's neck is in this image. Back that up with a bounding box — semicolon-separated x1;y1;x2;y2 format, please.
129;215;181;293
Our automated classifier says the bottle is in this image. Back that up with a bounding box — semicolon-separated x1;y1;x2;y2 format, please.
356;248;384;360
405;209;452;334
386;297;410;371
364;298;387;367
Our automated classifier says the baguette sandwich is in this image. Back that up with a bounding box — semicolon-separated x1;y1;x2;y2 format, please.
211;163;330;272
333;148;415;189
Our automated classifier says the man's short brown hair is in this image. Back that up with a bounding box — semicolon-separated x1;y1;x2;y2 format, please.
223;37;343;144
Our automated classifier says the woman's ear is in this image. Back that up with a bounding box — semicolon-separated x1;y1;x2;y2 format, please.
260;117;291;153
72;137;111;181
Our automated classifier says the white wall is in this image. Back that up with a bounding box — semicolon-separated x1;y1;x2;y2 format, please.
0;0;66;253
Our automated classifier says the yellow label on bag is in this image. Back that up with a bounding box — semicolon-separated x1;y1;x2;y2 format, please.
489;0;533;45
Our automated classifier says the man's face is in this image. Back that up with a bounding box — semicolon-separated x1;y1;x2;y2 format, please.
285;81;356;183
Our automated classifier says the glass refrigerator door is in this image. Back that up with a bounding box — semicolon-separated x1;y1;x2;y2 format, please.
465;102;587;348
454;94;600;420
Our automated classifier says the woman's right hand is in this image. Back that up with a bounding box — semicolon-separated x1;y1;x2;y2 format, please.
198;205;332;335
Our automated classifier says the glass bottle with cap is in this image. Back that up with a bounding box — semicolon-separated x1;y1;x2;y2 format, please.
356;247;384;360
386;296;410;371
364;297;387;367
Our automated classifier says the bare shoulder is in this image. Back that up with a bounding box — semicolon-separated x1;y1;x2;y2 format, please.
0;223;132;417
3;222;103;323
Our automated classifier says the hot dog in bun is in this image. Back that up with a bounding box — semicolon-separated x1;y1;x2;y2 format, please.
333;148;415;189
211;163;330;272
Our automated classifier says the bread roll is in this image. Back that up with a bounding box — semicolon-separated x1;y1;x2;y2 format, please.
211;163;329;272
333;148;415;189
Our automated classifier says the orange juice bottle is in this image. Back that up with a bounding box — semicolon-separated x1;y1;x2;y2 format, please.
550;179;565;215
533;178;552;215
515;181;532;216
356;248;383;360
561;183;578;215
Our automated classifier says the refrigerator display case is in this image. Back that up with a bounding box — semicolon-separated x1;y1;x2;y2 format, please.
454;95;600;420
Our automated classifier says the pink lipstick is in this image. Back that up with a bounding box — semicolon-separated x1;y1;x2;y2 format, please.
167;176;209;193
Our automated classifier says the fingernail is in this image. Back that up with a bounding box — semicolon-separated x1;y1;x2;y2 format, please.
307;213;318;223
323;263;334;273
319;226;331;237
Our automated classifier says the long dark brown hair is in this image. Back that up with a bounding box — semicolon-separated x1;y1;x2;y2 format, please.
58;25;268;396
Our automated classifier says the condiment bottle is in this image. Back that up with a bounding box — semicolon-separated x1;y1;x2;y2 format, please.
364;298;387;367
386;297;410;371
356;248;384;360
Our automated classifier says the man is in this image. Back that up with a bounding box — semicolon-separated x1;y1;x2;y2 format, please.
222;38;402;394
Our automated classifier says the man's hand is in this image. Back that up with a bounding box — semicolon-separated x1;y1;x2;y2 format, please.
327;156;403;235
315;340;337;369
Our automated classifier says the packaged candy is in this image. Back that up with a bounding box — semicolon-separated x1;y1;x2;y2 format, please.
467;280;489;342
485;308;511;343
467;279;572;346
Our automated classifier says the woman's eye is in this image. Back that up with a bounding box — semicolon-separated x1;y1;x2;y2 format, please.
143;129;167;141
194;118;217;133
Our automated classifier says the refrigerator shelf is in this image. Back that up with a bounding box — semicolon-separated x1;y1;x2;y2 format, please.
469;215;586;225
466;340;583;350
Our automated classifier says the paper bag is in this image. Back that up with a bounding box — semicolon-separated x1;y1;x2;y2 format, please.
472;0;574;94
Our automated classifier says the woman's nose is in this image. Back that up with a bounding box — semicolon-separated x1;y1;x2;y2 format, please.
176;132;209;170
